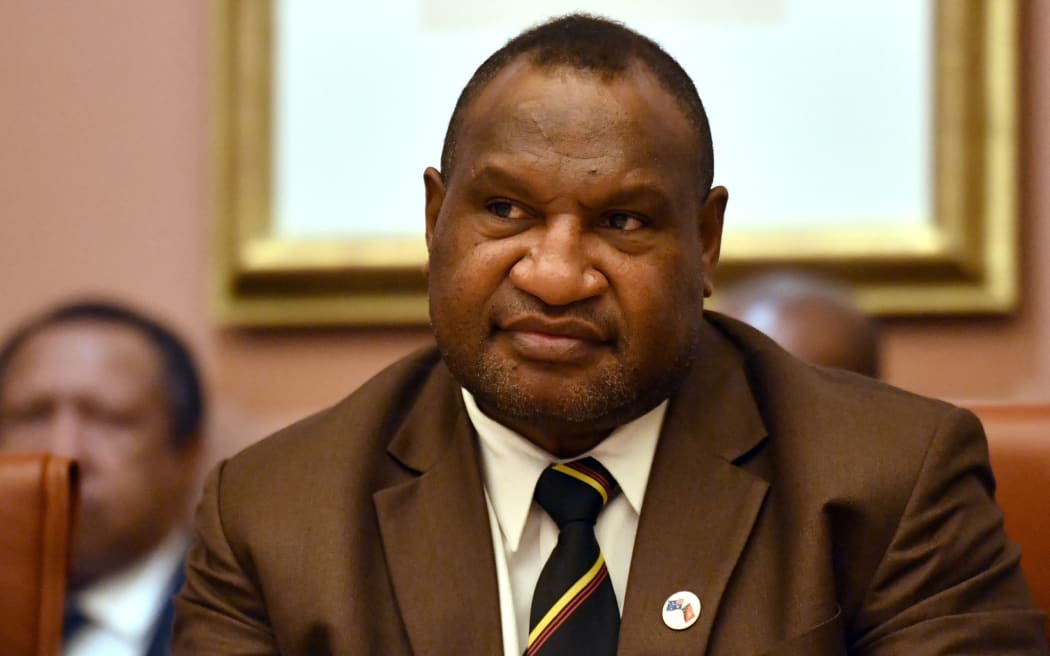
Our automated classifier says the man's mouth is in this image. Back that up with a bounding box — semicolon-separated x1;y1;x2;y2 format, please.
498;315;610;363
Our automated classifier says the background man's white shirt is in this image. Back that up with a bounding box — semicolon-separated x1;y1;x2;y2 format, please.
65;530;186;656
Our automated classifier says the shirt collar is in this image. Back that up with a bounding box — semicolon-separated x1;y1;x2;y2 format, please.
73;529;187;642
465;388;666;553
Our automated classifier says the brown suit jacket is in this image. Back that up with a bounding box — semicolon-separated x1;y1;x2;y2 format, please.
173;314;1048;655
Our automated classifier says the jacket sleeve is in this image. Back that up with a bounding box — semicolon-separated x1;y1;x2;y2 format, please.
172;461;280;655
852;407;1048;654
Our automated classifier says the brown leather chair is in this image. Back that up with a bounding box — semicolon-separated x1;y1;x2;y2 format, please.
970;404;1050;641
0;454;77;656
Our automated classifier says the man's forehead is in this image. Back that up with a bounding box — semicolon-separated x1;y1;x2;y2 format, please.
455;58;692;158
4;320;162;388
463;56;663;118
25;319;152;352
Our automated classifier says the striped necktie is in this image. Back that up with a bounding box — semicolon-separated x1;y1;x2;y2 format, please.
526;457;620;656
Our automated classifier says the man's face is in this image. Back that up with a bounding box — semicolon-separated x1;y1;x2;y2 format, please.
425;60;727;454
0;320;198;588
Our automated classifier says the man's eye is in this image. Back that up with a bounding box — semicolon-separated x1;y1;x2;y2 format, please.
90;408;137;430
5;403;51;425
487;201;520;219
604;212;644;231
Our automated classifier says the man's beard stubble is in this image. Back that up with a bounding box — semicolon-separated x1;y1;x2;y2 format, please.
438;316;704;435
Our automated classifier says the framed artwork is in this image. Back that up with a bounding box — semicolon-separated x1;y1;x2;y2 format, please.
213;0;1017;325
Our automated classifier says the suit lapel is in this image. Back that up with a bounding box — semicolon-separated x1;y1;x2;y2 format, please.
619;320;770;655
373;366;503;655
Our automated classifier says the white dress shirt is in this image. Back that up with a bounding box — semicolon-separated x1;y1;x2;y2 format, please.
64;530;187;656
463;389;667;656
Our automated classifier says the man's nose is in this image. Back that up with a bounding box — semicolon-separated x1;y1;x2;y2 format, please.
46;408;85;460
508;217;609;306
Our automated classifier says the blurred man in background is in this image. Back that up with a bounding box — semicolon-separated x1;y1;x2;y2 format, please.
719;271;881;377
0;301;204;656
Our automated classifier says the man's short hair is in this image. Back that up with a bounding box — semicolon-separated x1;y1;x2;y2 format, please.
0;300;205;449
440;13;715;196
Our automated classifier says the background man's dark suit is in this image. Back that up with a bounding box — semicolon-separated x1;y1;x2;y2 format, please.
174;314;1047;655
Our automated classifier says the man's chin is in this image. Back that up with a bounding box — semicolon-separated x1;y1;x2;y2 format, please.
70;521;152;589
445;342;678;433
469;373;638;429
69;552;109;590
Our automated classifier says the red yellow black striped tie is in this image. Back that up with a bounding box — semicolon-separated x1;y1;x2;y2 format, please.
526;457;619;656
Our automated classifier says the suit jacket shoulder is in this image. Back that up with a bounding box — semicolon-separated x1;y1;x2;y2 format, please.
622;313;1048;654
175;343;505;654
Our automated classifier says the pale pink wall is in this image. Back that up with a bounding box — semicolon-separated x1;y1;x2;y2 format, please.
881;1;1050;404
1;2;1048;460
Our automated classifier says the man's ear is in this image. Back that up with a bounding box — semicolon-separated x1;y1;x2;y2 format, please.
699;185;728;298
423;167;447;277
424;167;446;251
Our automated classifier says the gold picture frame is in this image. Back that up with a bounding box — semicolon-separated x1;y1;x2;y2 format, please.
213;1;1017;326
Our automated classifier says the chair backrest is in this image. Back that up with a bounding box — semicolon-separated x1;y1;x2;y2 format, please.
970;404;1050;640
0;453;77;656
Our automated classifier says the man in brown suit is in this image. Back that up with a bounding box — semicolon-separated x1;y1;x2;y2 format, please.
174;15;1048;655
